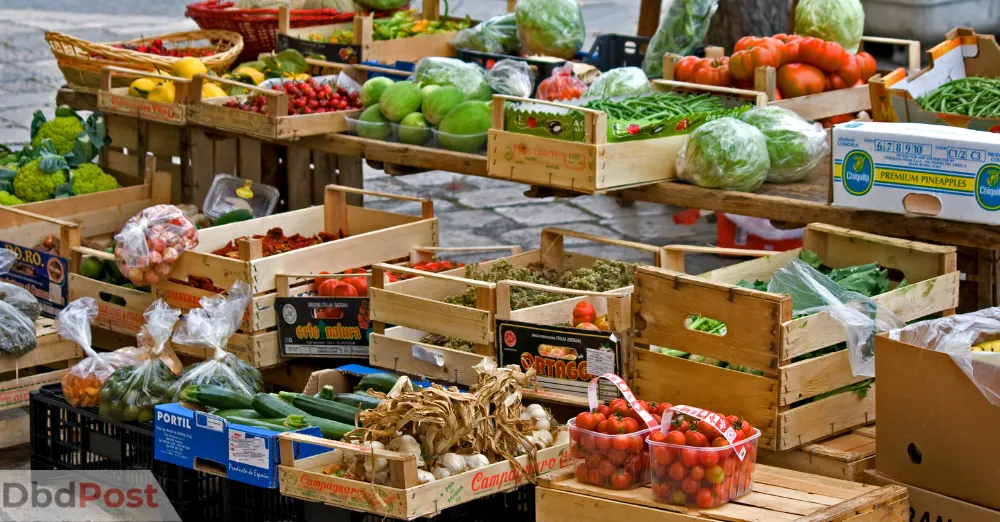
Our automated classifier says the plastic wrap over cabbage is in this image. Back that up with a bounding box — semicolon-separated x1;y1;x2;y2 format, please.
515;0;585;59
676;117;770;192
585;67;652;99
414;57;491;101
740;106;828;183
487;60;535;98
452;12;518;54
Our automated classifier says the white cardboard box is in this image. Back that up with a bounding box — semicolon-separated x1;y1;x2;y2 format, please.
831;120;1000;225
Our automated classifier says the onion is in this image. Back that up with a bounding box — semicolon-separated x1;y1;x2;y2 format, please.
155;263;172;276
143;271;161;285
162;247;179;263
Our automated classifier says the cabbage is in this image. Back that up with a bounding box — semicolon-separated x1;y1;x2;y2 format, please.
515;0;585;59
676;118;770;192
794;0;865;54
739;106;829;183
585;67;651;99
414;57;491;101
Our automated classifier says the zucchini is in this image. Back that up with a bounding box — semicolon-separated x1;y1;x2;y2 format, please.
253;393;307;418
180;384;253;410
333;392;382;411
278;392;358;424
213;409;263;419
220;416;292;432
355;373;399;394
302;415;352;440
315;385;335;400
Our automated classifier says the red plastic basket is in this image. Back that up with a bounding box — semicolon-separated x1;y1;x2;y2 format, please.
185;0;356;62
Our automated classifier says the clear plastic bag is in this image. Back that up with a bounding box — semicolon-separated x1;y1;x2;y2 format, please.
414;58;492;101
768;258;905;377
98;300;181;422
487;60;535;98
739;106;829;183
515;0;585;59
451;12;519;54
721;214;804;241
585;67;652;99
641;0;719;77
114;204;199;288
0;250;40;357
166;281;262;402
536;63;587;102
60;298;138;407
888;309;1000;406
676;117;770;192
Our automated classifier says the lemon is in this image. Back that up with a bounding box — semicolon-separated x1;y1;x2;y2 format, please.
147;81;176;103
201;83;228;98
128;78;156;98
233;66;265;85
171;57;208;80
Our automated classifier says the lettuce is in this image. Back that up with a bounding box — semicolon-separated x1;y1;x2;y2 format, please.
795;0;865;54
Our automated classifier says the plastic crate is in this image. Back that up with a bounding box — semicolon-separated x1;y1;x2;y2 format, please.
29;385;224;521
581;34;650;71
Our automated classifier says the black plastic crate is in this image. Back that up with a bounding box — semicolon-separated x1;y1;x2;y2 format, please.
225;479;356;522
581;34;650;71
29;385;224;521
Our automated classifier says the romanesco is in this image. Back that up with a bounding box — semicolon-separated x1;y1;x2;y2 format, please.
13;159;67;203
71;163;119;195
31;117;83;156
0;191;23;206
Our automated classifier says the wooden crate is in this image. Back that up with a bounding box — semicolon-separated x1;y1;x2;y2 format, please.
487;85;764;194
369;228;664;386
277;431;572;520
535;465;908;522
759;424;876;482
156;184;437;368
97;66;191;126
0;319;83;411
630;223;959;451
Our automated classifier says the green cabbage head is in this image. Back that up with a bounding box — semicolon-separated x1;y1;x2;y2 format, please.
795;0;865;53
515;0;585;59
739;106;828;183
676;118;770;193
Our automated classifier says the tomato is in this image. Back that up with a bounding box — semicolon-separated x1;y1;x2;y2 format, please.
591;412;606;425
344;276;369;296
667;461;687;481
622;417;639;434
685;430;708;448
733;36;761;52
586;467;600;485
313;271;330;289
572;301;597;326
680;448;699;467
729;45;783;81
698;448;719;467
595;434;612;450
689;464;705;481
705;465;725;485
581;432;596;450
653;402;671;416
739;419;754;439
634;400;649;413
652;445;675;465
317;279;342;297
671;418;690;433
596;420;608;435
652;413;662;426
696;487;715;508
570;428;582;443
836;53;861;86
609;399;629;416
586;453;602;468
692;58;731;87
652;481;671;500
665;430;686;446
723;456;738;475
625;452;648;476
798;37;846;72
673;55;701;82
725;415;741;428
612;435;632;451
575;412;597;431
570;443;585;459
607;448;628;464
574;464;588;483
598;459;616;478
649;430;666;444
595;405;610;418
630;434;645;453
610;469;633;490
856;51;877;82
671;489;687;504
681;477;699;495
776;63;825;98
605;417;623;435
331;282;358;297
696;421;721;441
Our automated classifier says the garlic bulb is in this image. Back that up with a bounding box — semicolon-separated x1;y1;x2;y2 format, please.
417;469;436;484
463;454;490;471
438;453;466;475
533;417;551;432
525;403;547;419
373;470;390;486
432;466;453;481
389;435;424;468
363;441;388;475
532;430;553;449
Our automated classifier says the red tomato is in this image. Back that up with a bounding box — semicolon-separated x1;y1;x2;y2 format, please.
681;449;699;468
836;53;861;86
856;51;877;82
595;435;612;451
652;413;662;426
740;420;754;439
685;430;708;448
332;283;358;297
609;399;629;416
598;459;616;478
673;55;701;82
667;461;687;481
689;464;705;481
630;434;645;453
625;452;648;476
776;63;825;98
798;37;846;72
423;262;441;272
653;402;671;416
575;412;597;431
652;445;675;465
610;469;633;490
586;467;600;485
585;453;601;468
729;45;782;81
733;36;760;52
607;448;628;464
612;435;632;451
692;58;731;87
773;33;802;63
671;418;690;433
698;448;719;467
581;432;597;450
317;279;341;297
681;477;699;495
570;428;582;443
723;456;738;475
696;487;715;508
705;465;726;485
622;417;639;434
574;464;588;483
313;271;330;289
696;421;721;441
344;276;369;296
572;301;597;326
665;430;686;446
596;420;608;434
605;417;623;435
649;431;666;444
595;405;610;418
651;481;670;500
571;443;585;459
725;415;741;428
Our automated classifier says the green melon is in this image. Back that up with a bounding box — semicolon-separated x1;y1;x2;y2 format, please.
398;113;433;146
379;81;423;122
356;104;392;140
438;101;492;153
422;86;465;126
360;77;395;108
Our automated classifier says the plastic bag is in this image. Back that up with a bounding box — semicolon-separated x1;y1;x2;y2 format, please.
99;300;181;422
515;0;586;59
888;308;1000;406
585;67;652;99
451;12;519;54
721;214;804;241
114;204;199;287
536;63;587;102
166;281;262;402
0;250;40;357
414;58;492;101
60;298;138;407
676;117;770;192
739;106;828;183
768;258;905;377
642;0;719;77
487;60;535;98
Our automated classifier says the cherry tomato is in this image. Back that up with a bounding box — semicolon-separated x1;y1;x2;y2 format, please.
696;421;721;441
653;445;675;465
586;467;600;485
574;464;588;483
625;452;648;476
609;399;629;416
723;457;738;475
595;434;612;451
652;481;671;500
698;448;719;467
740;420;754;439
681;449;699;467
611;435;631;451
610;469;633;490
570;428;582;443
622;417;639;434
665;430;686;446
595;405;610;418
606;417;623;435
571;443;585;459
581;432;597;450
575;412;597;431
596;420;608;434
607;448;627;464
585;453;601;468
671;489;687;504
653;402;671;416
705;465;725;485
681;477;699;495
689;464;705;481
696;487;715;508
630;434;645;453
685;430;708;448
648;431;666;444
668;461;687;481
652;413;662;426
598;459;616;478
725;415;742;428
671;418;690;432
591;413;606;427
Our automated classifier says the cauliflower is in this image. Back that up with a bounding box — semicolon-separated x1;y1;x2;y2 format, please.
0;191;23;206
31;116;83;156
13;159;67;203
71;163;119;195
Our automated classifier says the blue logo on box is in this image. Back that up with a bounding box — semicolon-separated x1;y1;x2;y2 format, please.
842;150;875;196
976;163;1000;211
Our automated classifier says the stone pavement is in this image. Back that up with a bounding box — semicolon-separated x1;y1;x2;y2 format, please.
0;1;737;274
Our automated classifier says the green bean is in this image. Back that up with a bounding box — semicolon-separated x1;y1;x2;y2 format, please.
917;77;1000;118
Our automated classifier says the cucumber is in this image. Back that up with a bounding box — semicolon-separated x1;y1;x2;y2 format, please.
302;415;352;440
220;416;292;432
278;392;357;424
180;384;253;410
213;409;263;419
355;373;399;394
333;392;382;411
253;393;307;418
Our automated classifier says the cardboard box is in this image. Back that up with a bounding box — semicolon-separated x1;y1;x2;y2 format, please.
865;470;1000;521
875;334;1000;510
154;403;328;488
870;28;1000;132
831;120;1000;225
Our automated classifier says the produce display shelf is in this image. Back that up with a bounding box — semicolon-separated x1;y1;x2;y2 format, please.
759;424;876;482
535;465;908;521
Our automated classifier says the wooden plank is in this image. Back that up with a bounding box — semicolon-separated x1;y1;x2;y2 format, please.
188;128;215;208
286;146;313;211
771;85;871;120
753;465;873;500
337;155;363;206
238;138;262;183
0;369;68;410
0;335;81;374
699;249;800;283
637;0;661;37
369;330;487;386
778;384;877;451
298;133;487;176
370;288;492;345
68;273;154;336
779;350;868;406
536;489;705;522
0;409;29;448
796;486;908;522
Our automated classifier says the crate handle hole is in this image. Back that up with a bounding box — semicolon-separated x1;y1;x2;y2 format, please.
906;442;922;464
684;314;727;337
98;292;128;308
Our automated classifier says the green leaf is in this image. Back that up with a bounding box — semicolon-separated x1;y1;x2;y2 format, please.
0;167;16;181
30;110;47;140
798;249;823;269
38;144;69;174
54;181;76;198
273;49;308;74
238;60;267;72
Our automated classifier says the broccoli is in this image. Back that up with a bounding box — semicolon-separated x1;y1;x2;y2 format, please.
0;191;23;206
71;163;119;195
13;159;67;203
31;116;83;156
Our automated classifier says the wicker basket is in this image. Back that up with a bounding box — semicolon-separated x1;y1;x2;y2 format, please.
186;1;356;63
47;30;244;93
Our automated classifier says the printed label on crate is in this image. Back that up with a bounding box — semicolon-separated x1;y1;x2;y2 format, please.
0;370;67;409
229;429;271;469
98;92;184;123
505;107;586;142
280;468;407;516
496;319;621;400
276;296;371;357
94;299;146;334
277;34;362;65
0;242;67;317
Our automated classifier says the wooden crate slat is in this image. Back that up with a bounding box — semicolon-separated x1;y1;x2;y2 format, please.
758;425;876;482
777;383;876;451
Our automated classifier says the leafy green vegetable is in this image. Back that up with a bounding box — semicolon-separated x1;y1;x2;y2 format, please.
794;0;865;53
676;117;770;192
585;67;651;99
452;12;519;54
641;0;719;77
515;0;585;59
414;57;491;101
739;106;828;183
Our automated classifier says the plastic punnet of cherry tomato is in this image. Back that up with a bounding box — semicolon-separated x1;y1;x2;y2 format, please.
647;412;761;509
569;398;672;490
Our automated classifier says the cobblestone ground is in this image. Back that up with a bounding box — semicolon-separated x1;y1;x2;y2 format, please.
0;0;736;273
